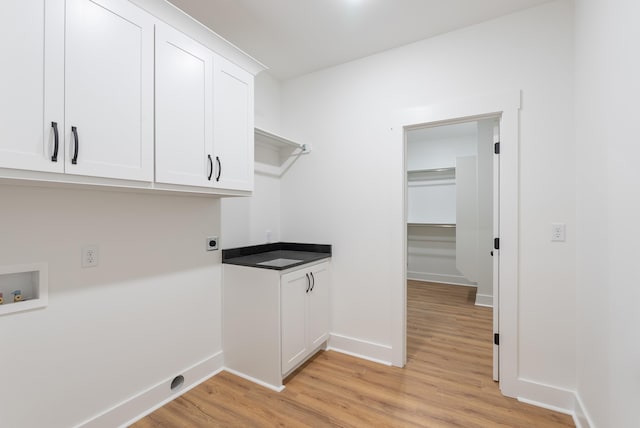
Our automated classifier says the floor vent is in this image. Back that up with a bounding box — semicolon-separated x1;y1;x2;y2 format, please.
170;375;184;391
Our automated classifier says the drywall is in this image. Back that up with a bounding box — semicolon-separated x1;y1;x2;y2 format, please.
407;127;477;170
575;0;640;426
0;185;221;427
254;72;282;133
280;0;575;395
221;173;281;248
407;226;475;286
221;72;283;249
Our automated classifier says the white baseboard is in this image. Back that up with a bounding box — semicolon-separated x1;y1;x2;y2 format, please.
573;393;594;428
516;378;577;418
223;367;285;392
327;333;393;366
408;271;476;287
77;351;224;428
475;293;493;307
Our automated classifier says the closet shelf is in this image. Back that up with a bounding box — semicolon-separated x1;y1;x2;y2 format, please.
254;127;311;177
407;167;455;183
255;127;310;153
407;167;455;174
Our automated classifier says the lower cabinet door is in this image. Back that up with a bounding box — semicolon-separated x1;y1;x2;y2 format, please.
281;268;310;374
308;263;330;350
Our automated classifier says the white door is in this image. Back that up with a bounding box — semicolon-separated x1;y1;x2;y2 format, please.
492;121;500;381
281;269;311;374
0;0;64;173
65;0;154;181
155;23;214;187
212;55;254;191
307;263;330;350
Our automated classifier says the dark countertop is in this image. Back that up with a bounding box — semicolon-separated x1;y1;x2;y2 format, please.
222;242;331;271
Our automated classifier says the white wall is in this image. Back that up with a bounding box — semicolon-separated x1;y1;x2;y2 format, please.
0;185;221;427
575;0;640;427
407;131;477;170
254;72;282;133
280;0;576;395
221;71;283;249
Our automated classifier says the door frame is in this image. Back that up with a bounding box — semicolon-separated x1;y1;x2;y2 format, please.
391;90;521;397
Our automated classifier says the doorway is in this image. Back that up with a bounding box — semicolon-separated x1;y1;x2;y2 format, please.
391;89;521;398
405;117;499;380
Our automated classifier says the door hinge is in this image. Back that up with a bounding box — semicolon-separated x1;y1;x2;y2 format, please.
494;333;500;345
494;238;500;250
494;142;500;154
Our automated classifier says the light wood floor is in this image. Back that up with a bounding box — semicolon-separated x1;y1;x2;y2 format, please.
133;280;574;427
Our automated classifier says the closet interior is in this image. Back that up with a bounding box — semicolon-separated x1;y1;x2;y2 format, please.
406;118;496;306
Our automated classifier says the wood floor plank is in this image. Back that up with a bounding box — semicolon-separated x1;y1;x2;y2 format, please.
132;280;574;427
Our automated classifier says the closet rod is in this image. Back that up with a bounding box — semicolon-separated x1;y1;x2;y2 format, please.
407;223;456;228
407;167;455;174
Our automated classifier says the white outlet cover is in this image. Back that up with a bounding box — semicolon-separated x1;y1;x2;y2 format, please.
82;245;99;267
551;223;566;242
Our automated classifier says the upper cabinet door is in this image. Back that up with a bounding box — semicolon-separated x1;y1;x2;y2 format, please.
213;55;254;192
155;24;214;187
65;0;154;181
0;0;64;173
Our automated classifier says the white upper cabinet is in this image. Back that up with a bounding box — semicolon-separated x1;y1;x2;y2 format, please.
0;0;154;181
65;0;154;181
0;0;64;173
0;0;260;193
213;56;254;192
155;24;214;187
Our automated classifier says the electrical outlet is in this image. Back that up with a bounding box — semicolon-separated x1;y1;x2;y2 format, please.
82;245;99;267
206;236;218;251
551;223;566;242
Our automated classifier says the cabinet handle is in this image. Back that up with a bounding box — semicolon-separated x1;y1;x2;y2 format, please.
216;156;221;182
51;122;59;162
207;154;213;180
310;272;315;291
71;126;79;165
305;273;311;293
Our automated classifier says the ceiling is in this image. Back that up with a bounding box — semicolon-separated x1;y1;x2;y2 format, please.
166;0;551;80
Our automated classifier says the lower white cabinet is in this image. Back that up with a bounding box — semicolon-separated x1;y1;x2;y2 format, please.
281;263;330;374
223;260;330;390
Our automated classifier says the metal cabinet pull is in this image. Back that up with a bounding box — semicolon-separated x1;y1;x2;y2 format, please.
216;156;221;182
310;272;315;291
207;154;213;180
51;122;59;162
305;273;311;293
71;126;79;164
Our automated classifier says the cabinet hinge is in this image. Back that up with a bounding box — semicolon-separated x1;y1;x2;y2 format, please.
494;333;500;346
494;142;500;154
494;238;500;250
